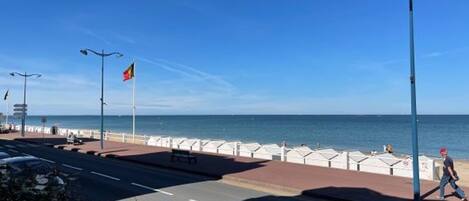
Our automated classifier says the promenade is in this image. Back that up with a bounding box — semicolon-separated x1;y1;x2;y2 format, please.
1;131;466;201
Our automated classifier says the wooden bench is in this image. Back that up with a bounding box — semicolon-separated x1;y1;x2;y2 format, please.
171;149;197;164
66;135;83;145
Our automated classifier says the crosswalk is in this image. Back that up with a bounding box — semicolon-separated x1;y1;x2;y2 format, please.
0;143;40;149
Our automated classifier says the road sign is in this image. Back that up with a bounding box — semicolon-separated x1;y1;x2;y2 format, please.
13;104;27;107
13;108;27;112
13;112;26;117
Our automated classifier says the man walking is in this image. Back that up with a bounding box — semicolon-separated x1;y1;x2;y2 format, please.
439;147;467;201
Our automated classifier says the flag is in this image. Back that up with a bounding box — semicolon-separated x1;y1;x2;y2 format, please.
3;90;8;100
123;63;135;81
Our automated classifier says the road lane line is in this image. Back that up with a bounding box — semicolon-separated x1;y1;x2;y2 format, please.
90;171;120;181
131;182;174;196
39;158;56;163
62;164;83;171
8;149;19;153
22;153;32;156
5;145;15;148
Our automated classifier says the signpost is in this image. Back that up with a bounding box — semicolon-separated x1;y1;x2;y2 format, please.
13;104;27;136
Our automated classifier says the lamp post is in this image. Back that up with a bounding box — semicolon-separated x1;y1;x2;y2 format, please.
408;0;421;200
80;49;123;150
9;72;41;137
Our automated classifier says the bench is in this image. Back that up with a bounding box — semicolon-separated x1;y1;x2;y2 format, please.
66;135;83;145
171;149;197;164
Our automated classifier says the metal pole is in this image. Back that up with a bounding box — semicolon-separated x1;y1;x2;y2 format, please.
132;61;136;143
100;50;105;150
21;72;27;137
409;0;420;200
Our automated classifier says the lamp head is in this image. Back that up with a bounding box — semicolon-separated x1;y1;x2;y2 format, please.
80;49;88;56
116;53;123;58
9;73;14;76
37;74;42;78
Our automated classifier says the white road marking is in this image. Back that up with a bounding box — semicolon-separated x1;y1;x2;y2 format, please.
189;199;198;201
22;153;33;156
62;164;83;171
8;149;19;153
39;158;56;163
5;145;15;148
90;171;120;181
27;143;39;147
131;182;174;196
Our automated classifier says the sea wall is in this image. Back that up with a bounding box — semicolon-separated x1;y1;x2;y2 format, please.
20;125;441;181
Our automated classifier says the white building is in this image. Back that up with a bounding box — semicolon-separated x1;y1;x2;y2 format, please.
147;136;162;146
218;141;240;156
348;151;368;171
286;146;313;164
239;143;261;158
360;153;401;175
304;148;339;168
330;151;348;169
393;155;436;180
202;140;226;153
160;137;172;148
179;139;199;151
171;137;187;149
253;144;281;160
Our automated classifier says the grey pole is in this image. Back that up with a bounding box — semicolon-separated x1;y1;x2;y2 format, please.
21;72;27;137
408;0;421;200
100;50;105;150
80;48;123;150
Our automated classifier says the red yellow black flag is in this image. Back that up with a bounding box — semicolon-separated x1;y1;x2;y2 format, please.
123;63;135;81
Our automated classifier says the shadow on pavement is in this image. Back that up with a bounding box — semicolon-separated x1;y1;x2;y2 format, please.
243;186;447;201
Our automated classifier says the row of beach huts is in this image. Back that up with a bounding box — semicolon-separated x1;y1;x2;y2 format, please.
20;125;441;181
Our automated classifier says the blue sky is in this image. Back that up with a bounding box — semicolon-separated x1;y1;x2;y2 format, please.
0;0;468;115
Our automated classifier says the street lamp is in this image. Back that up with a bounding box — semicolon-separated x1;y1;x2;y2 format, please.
9;72;42;137
80;49;123;149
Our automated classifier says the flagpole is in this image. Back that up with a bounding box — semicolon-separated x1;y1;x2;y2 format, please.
132;60;136;143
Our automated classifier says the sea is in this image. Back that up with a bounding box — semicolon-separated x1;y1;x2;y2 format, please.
11;115;469;159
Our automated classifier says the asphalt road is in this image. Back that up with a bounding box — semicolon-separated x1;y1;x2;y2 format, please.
0;139;318;201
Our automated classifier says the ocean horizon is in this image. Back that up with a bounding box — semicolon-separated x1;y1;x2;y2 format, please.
10;115;469;159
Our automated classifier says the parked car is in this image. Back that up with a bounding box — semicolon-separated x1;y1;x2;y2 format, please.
0;156;66;200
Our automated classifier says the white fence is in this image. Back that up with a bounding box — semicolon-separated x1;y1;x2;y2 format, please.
20;124;439;181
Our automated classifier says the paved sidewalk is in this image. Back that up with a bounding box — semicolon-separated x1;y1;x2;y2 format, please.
1;132;465;201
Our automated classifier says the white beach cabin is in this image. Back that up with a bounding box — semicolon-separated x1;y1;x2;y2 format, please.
147;136;162;146
286;146;313;164
239;143;261;158
305;148;340;168
348;151;368;171
218;141;240;156
160;137;172;148
171;137;187;149
202;140;226;153
253;144;281;160
191;139;210;152
360;153;401;175
393;155;436;180
330;151;349;169
179;139;199;151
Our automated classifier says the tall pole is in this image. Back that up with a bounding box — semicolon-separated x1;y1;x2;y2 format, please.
100;50;105;150
409;0;421;200
21;72;27;137
132;60;136;143
5;91;9;126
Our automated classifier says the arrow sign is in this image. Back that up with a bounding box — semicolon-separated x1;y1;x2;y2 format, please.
13;108;27;112
13;112;26;117
14;104;27;108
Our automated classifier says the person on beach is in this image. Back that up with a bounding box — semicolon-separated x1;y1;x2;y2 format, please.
438;147;467;201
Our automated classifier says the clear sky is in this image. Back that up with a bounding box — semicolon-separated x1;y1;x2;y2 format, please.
0;0;468;115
